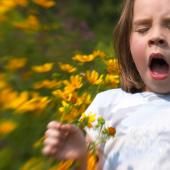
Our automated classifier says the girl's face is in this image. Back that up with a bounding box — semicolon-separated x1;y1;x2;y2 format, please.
130;0;170;93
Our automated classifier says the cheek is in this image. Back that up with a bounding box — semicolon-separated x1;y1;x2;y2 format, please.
130;35;146;67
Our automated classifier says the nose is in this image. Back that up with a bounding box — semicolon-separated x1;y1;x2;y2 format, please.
148;28;167;47
148;37;166;46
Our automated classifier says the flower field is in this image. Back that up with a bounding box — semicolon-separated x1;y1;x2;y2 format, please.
0;0;120;169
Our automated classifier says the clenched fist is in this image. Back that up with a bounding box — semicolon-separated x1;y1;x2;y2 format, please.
42;121;87;160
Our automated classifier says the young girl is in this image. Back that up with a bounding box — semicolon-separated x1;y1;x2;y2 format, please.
42;0;170;169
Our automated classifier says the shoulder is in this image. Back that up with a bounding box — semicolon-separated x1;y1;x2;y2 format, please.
96;88;126;98
94;88;127;104
85;88;128;115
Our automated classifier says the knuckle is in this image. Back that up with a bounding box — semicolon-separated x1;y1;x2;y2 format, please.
44;138;50;145
42;146;51;155
45;130;50;137
47;121;57;128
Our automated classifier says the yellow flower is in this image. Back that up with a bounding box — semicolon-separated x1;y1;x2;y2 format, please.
85;70;103;85
6;57;27;71
16;96;51;113
63;75;83;92
75;92;91;106
65;107;82;122
0;15;6;22
80;112;96;128
0;88;18;109
72;54;96;63
54;160;74;170
7;91;29;110
0;120;17;135
105;74;120;87
87;153;97;170
13;15;40;31
0;0;16;14
14;0;28;6
64;84;77;94
105;59;119;74
0;74;8;89
92;50;106;58
33;0;56;8
88;114;96;124
33;79;61;89
0;0;27;14
52;89;73;101
58;62;77;73
32;62;54;73
69;75;82;85
58;104;79;122
58;101;71;113
0;88;50;113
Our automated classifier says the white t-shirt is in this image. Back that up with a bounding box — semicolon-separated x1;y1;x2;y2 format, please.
85;88;170;170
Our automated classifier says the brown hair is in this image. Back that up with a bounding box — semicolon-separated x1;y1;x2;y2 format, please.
113;0;145;93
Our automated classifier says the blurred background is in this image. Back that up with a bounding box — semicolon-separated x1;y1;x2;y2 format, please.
0;0;121;169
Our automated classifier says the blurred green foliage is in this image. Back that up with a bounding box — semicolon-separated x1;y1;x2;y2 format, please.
0;0;121;169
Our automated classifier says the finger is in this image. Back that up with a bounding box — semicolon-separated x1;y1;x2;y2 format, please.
45;129;60;138
60;124;75;132
61;124;82;136
45;128;67;141
44;137;62;147
42;145;53;156
47;121;61;129
47;124;75;138
43;141;64;158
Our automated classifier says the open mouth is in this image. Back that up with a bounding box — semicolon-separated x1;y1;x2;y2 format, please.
149;53;169;80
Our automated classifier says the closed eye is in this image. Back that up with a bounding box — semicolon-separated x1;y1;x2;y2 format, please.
133;18;151;33
165;22;170;29
134;27;149;34
162;18;170;29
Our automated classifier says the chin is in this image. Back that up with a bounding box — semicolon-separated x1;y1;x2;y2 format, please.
143;76;170;94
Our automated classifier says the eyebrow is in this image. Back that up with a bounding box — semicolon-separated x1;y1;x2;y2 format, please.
133;18;151;26
133;16;170;26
